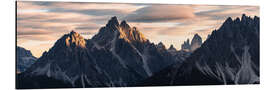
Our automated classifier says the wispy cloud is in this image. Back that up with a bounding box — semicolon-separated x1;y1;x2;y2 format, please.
124;5;195;22
16;1;259;57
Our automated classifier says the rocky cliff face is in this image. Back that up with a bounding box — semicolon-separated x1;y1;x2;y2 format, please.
16;46;37;73
139;14;260;86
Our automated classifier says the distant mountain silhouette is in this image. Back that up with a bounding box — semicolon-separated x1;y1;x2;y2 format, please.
181;34;202;52
16;46;37;73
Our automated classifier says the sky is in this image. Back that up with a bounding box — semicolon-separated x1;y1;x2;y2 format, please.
16;1;259;58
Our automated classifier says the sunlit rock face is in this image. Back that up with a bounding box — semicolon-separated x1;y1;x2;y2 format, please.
92;16;147;45
140;14;260;86
64;31;86;48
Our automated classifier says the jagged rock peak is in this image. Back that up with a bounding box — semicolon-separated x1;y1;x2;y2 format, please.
180;34;202;52
190;33;202;52
62;30;86;48
181;38;191;52
120;20;132;34
158;42;165;46
120;20;130;29
17;46;34;57
220;14;259;33
93;16;148;43
192;33;202;41
186;39;190;44
224;14;259;24
157;42;166;49
129;27;147;42
241;14;247;21
168;44;177;52
224;17;233;24
106;16;120;28
69;30;79;36
240;14;260;24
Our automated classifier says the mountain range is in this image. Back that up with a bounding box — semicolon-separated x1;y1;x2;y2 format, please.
138;14;260;86
17;16;191;88
16;14;259;89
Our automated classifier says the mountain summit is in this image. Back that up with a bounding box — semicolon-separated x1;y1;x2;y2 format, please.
93;17;147;45
64;30;86;48
190;34;202;51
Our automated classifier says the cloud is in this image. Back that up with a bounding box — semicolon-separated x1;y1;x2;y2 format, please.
75;23;100;30
124;5;195;22
17;29;53;36
17;35;58;41
20;2;145;16
17;10;105;41
16;2;260;57
17;1;47;10
39;2;144;13
195;5;259;21
16;1;146;43
49;8;128;16
17;11;98;23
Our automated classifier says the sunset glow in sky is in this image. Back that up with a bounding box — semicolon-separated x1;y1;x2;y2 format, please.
17;1;259;57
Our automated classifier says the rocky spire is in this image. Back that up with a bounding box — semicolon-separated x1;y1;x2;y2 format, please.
180;34;202;52
54;30;86;49
190;33;202;52
120;20;131;30
157;42;166;50
105;16;120;30
93;16;148;44
128;27;147;42
241;14;247;22
181;38;191;52
168;44;177;52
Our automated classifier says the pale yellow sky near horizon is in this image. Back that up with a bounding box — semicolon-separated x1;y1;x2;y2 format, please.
16;2;259;57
